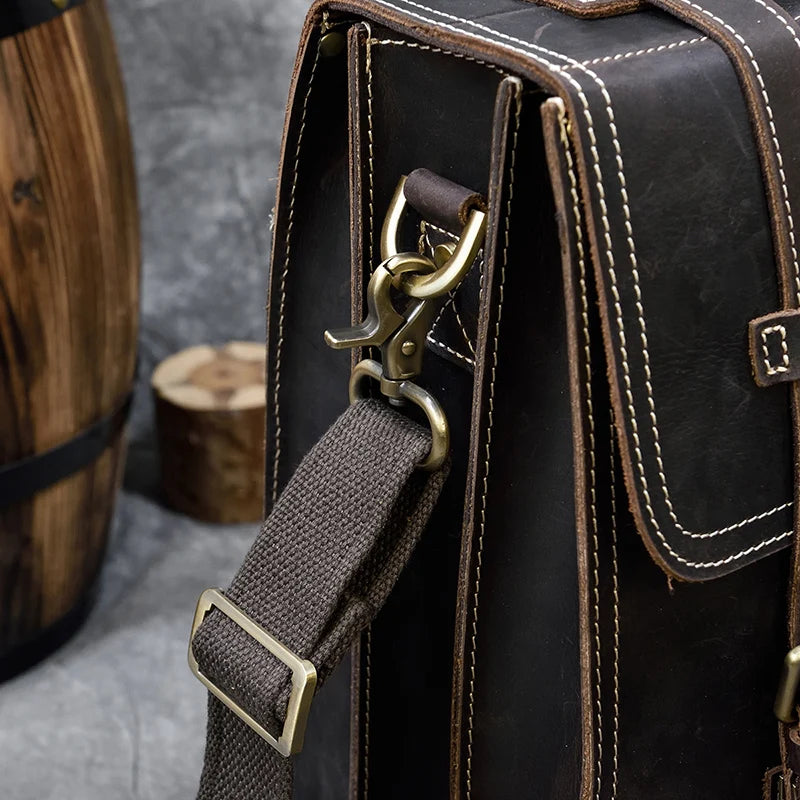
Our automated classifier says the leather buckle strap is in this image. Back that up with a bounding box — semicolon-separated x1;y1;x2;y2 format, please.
188;589;317;757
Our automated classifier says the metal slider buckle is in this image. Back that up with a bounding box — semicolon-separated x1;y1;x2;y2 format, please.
188;588;317;757
324;175;487;470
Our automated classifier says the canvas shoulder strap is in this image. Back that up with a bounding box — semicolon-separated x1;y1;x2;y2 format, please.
188;398;448;799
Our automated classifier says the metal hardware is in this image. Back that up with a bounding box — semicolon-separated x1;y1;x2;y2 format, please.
433;242;456;268
349;359;450;471
320;31;346;58
325;252;439;382
326;174;487;470
380;176;487;299
188;588;317;757
776;646;800;723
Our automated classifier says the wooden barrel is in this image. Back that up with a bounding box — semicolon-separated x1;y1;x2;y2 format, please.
0;0;140;676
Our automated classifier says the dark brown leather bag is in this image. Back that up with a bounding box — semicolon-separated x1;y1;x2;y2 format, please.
191;1;800;797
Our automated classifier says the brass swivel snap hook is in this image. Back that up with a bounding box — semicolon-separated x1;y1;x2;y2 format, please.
324;248;450;471
324;174;487;471
324;252;439;383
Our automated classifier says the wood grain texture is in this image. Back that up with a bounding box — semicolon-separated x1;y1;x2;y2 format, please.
153;343;266;524
0;0;139;656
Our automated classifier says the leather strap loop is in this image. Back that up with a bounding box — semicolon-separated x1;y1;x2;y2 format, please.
404;168;486;233
193;399;449;799
749;311;800;388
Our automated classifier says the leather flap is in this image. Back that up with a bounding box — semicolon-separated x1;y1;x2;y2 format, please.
552;1;800;581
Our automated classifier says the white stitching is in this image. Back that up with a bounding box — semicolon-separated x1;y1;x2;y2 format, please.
558;101;603;800
572;36;707;67
571;12;800;68
752;1;800;60
452;300;477;356
610;424;620;800
420;220;481;357
271;36;322;505
366;37;376;271
369;0;794;568
363;626;371;799
425;220;458;238
673;0;800;305
426;334;476;366
465;85;521;800
750;0;800;304
369;37;507;76
762;324;791;375
427;291;475;362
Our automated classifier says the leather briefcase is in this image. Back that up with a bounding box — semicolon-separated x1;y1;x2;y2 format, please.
188;1;800;798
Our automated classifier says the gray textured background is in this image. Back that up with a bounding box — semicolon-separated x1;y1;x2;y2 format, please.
0;1;308;796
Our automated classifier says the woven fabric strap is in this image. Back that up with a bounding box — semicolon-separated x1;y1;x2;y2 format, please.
192;398;449;799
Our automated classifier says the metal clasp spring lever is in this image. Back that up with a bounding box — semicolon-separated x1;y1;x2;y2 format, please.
324;251;439;388
324;175;487;471
324;250;448;470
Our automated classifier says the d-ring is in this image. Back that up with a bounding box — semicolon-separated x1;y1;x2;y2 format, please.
348;359;449;471
380;176;487;299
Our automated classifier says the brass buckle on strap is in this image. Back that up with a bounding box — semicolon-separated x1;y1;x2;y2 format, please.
188;588;317;757
775;646;800;723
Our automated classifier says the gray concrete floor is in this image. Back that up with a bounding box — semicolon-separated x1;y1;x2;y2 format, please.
0;0;308;796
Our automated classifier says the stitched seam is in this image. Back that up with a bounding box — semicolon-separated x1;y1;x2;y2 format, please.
750;0;800;304
568;13;800;67
421;219;482;360
271;34;322;505
366;37;376;272
370;0;794;568
363;626;371;799
762;324;791;375
572;36;707;67
428;288;455;336
419;227;459;346
453;303;476;356
752;1;800;51
571;11;800;68
610;424;620;800
427;334;476;366
465;88;521;800
559;103;603;799
674;0;800;305
369;37;507;76
425;220;459;238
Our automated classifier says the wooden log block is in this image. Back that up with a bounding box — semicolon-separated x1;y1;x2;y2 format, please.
152;342;267;523
0;0;140;675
